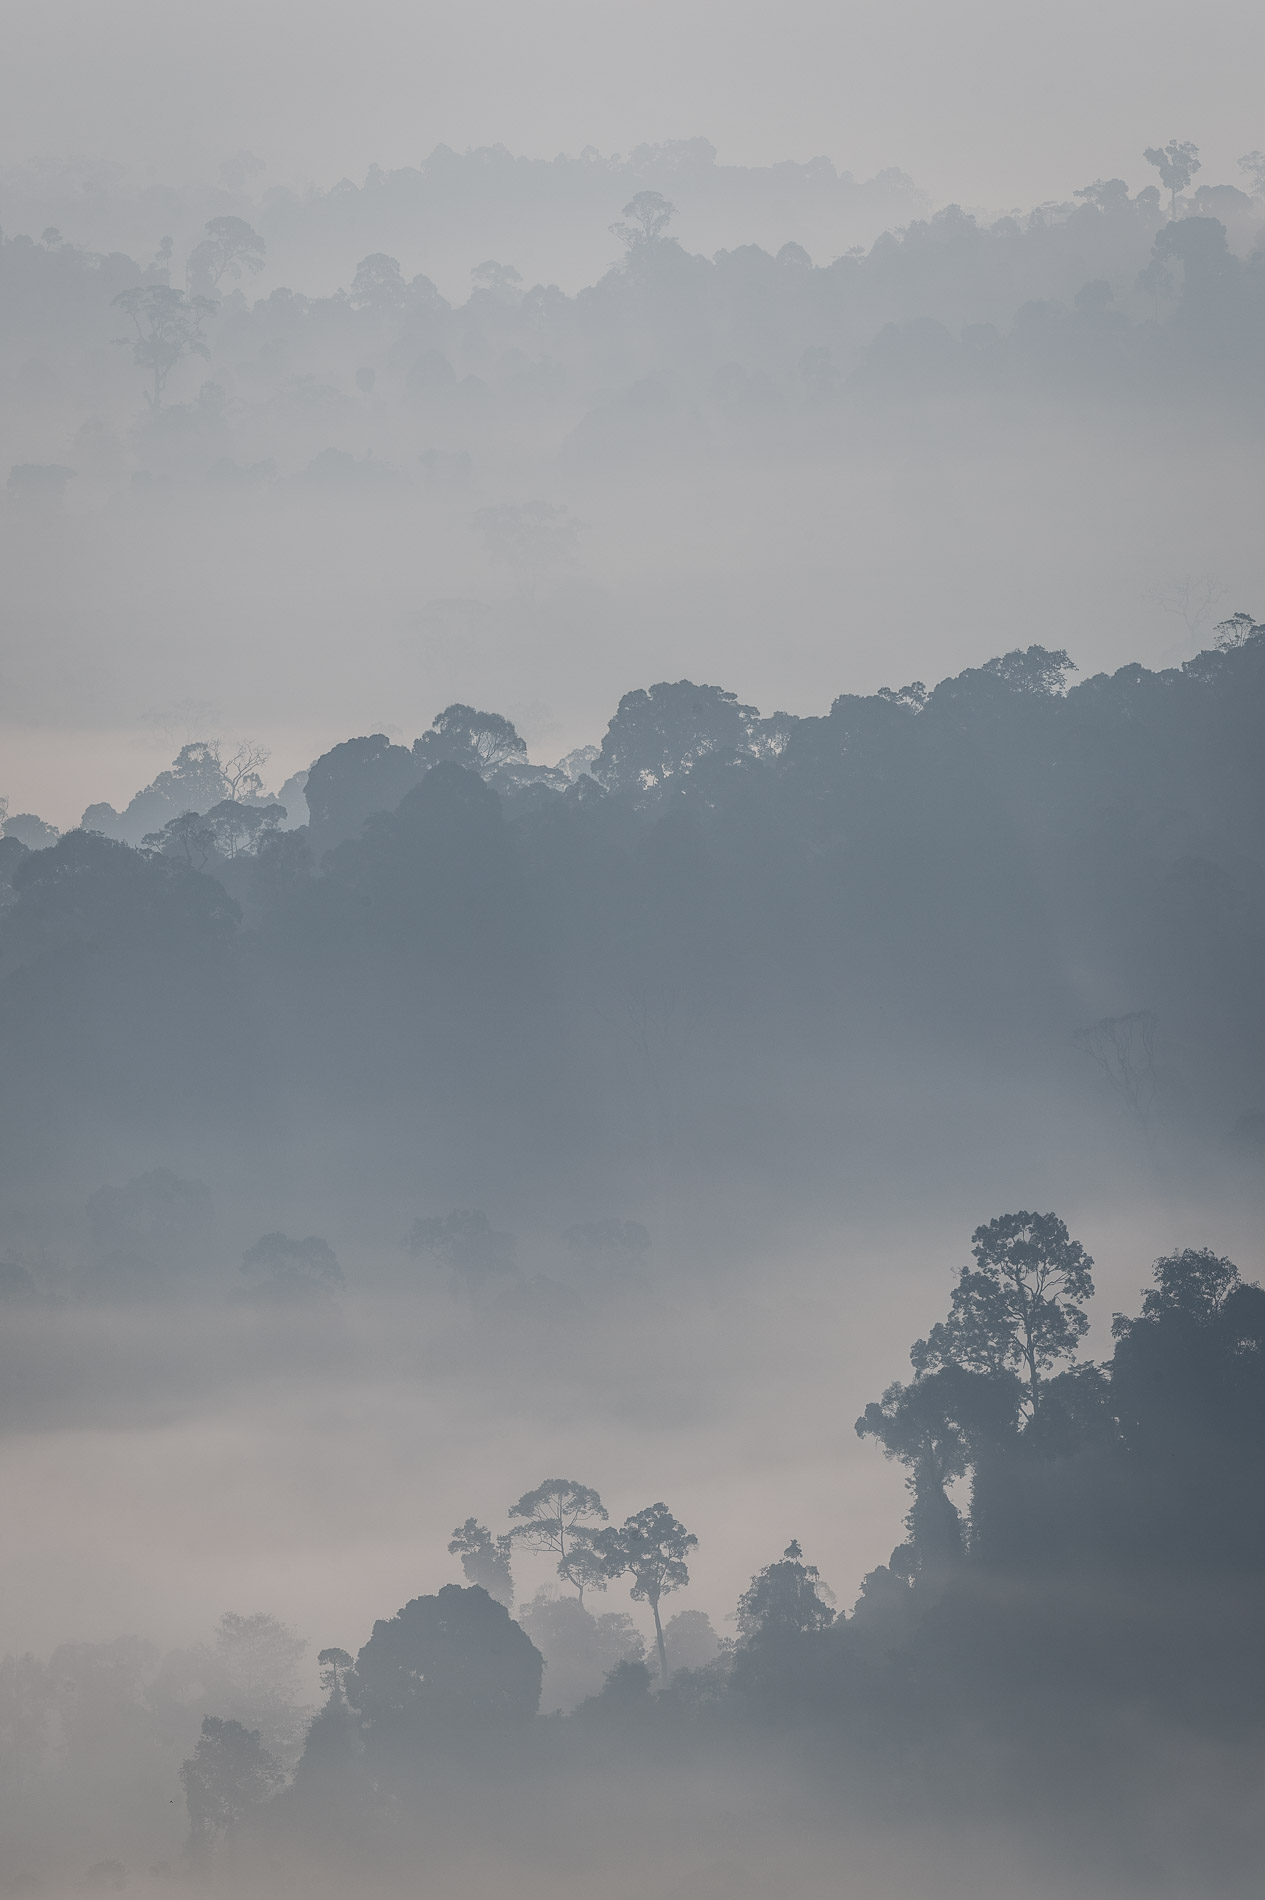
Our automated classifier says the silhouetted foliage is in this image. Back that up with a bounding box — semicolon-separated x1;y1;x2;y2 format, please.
599;1503;697;1681
911;1212;1095;1416
448;1519;515;1605
508;1480;609;1602
180;1717;283;1851
351;1585;542;1746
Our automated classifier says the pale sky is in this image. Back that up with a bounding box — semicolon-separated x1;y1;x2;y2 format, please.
4;0;1263;208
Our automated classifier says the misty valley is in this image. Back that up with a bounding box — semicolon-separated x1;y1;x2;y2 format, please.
2;129;1265;1900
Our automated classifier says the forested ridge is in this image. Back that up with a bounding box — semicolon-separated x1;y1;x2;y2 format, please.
7;150;1265;500
4;626;1265;1201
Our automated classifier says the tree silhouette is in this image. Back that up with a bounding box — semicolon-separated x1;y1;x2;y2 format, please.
1239;151;1265;197
594;679;792;798
508;1480;608;1603
448;1518;515;1606
979;645;1077;694
180;1716;283;1853
735;1541;835;1641
317;1647;354;1698
1143;139;1201;216
1073;178;1131;212
1213;611;1265;651
145;799;286;865
414;705;528;777
856;1364;1020;1567
186;216;266;298
610;190;677;246
112;285;215;410
599;1503;697;1681
912;1213;1095;1418
352;1585;542;1740
348;253;409;314
1118;1246;1240;1332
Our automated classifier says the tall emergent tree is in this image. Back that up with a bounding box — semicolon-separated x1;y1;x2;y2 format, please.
610;190;677;247
912;1212;1095;1419
186;216;266;297
508;1480;608;1604
112;285;216;410
317;1647;354;1698
600;1502;697;1682
1143;139;1201;216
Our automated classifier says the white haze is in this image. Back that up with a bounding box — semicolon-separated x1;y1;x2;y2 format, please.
2;1186;1260;1662
2;7;1265;1894
5;412;1265;827
2;0;1263;211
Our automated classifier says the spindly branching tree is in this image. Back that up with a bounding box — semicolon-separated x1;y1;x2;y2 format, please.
911;1212;1095;1419
113;285;216;410
186;216;266;298
599;1503;697;1683
508;1480;609;1603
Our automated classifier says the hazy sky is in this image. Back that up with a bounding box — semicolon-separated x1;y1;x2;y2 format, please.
4;0;1263;209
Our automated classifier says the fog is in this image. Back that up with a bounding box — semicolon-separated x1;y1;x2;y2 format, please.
3;6;1265;1895
4;0;1264;210
8;405;1265;827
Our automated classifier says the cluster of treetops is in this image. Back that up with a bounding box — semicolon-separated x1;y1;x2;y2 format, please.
4;618;1265;1182
8;612;1265;865
6;133;1265;489
175;1213;1265;1855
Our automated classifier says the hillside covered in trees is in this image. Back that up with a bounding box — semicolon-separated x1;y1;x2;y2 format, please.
3;623;1265;1219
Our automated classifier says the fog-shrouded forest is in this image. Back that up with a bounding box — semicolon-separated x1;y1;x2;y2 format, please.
4;77;1265;1900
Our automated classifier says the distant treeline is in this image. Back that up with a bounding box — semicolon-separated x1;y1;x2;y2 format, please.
3;626;1265;1198
5;153;1265;503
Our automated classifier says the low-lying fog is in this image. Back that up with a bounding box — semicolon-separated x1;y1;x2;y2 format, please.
2;1181;1259;1662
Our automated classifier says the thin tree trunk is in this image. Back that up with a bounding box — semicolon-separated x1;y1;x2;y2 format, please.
1024;1317;1040;1417
651;1596;668;1684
